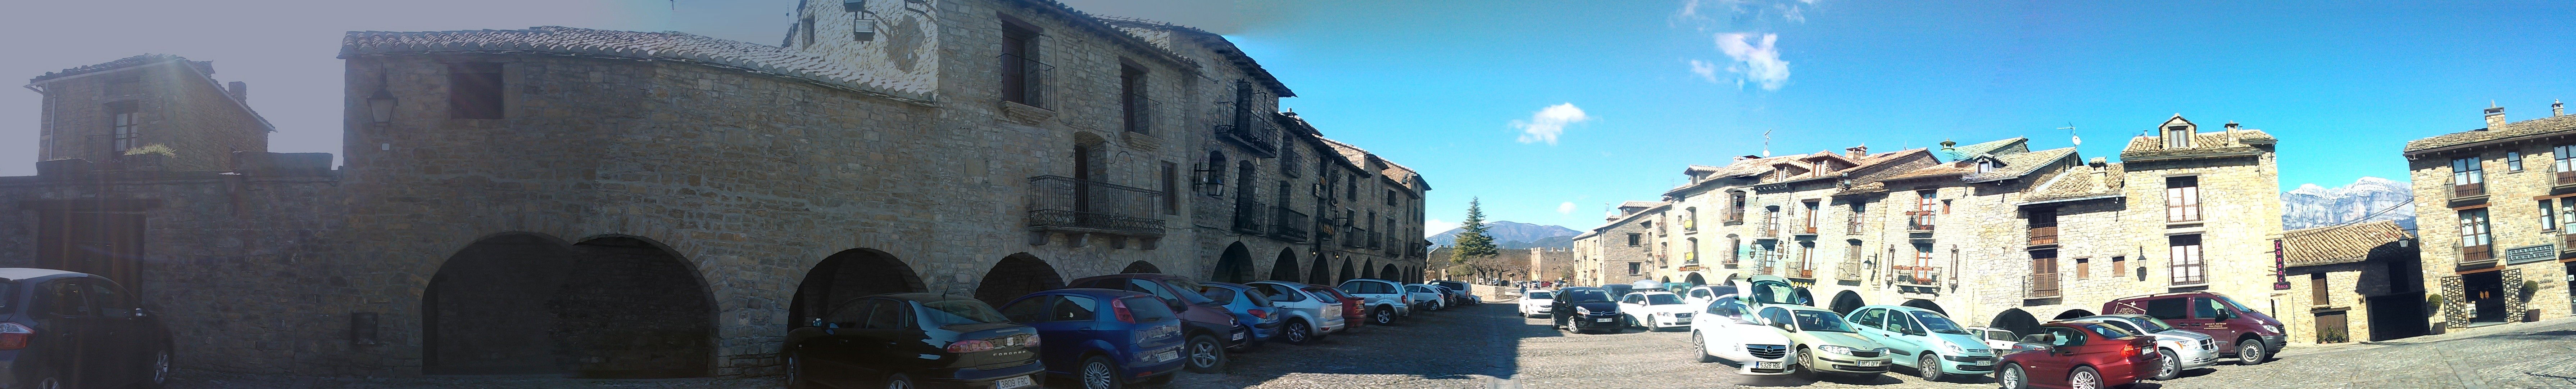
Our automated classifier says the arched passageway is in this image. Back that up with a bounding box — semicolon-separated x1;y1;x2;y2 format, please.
1381;264;1399;281
423;234;715;378
1212;243;1256;283
1991;309;2042;340
1270;250;1300;282
1724;273;1743;286
2054;309;2096;320
1362;261;1379;280
1830;290;1865;315
1686;273;1706;286
1339;261;1356;283
1309;254;1332;285
1901;299;1946;316
1122;260;1161;274
790;249;924;333
975;254;1065;307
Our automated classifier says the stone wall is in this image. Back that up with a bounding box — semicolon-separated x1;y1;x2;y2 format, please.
2408;142;2576;326
34;59;267;171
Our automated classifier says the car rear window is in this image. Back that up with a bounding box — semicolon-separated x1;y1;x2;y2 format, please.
1198;286;1236;305
1527;291;1554;299
1122;296;1175;322
1252;283;1305;302
918;298;1010;326
1645;294;1682;305
1559;290;1609;302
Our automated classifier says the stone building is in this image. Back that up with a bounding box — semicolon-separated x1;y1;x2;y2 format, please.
1528;247;1572;281
2402;102;2576;328
2277;220;2421;343
26;54;271;173
1572;201;1662;286
2;0;1425;379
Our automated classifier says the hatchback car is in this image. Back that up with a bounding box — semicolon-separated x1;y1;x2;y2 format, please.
1965;326;2022;350
1754;305;1892;377
1243;281;1343;344
2064;314;2218;380
997;289;1186;389
1994;322;2162;389
1616;291;1695;331
784;293;1043;389
2102;292;2285;365
1303;285;1370;332
1427;280;1477;307
1550;287;1623;334
1689;294;1794;375
0;268;176;389
1337;279;1412;325
1843;305;1995;382
1402;283;1447;312
1516;289;1556;318
1067;274;1246;371
1681;284;1739;307
1196;282;1284;350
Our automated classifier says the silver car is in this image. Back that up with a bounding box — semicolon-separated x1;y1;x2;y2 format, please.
2064;314;2220;380
1246;281;1347;344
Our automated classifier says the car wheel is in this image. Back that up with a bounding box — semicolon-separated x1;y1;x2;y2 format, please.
2155;349;2181;380
1184;334;1227;372
2068;366;2101;389
1373;307;1396;326
1080;355;1122;389
1918;354;1944;382
1998;363;2027;389
783;352;809;389
884;372;916;389
144;347;172;389
1789;347;1809;376
1645;319;1660;332
1691;332;1719;363
2237;340;2269;365
1284;321;1314;345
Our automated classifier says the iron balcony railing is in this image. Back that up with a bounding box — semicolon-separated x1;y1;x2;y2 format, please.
1027;175;1164;236
998;53;1053;107
1895;265;1941;286
1232;200;1267;234
1908;211;1937;231
1269;206;1308;242
1837;259;1862;281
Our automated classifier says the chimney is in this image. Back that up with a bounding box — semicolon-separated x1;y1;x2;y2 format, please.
2555;100;2564;117
226;81;248;103
2223;121;2239;143
1845;145;1869;158
2486;104;2508;130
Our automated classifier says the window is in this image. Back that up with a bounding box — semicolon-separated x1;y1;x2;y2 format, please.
1683;207;1698;231
1686;238;1699;264
108;102;139;153
2144;298;2189;320
799;17;817;47
1120;64;1147;133
1627;233;1641;246
2191;297;2225;319
2111;256;2127;277
1910;191;1938;229
1727;238;1742;265
1846;203;1864;234
41;279;92;317
2310;273;2329;306
1802;200;1820;233
999;22;1041;106
2545;199;2558;231
1385;190;1397;206
1161;162;1179;214
2557;145;2576;182
2164;125;2193;148
2459;208;2493;262
2166;176;2201;222
2170;234;2205;285
1628;262;1641;275
1850;308;1887;329
863;300;909;329
2451;157;2485;197
2074;258;2090;279
446;63;504;119
1796;241;1815;277
2508;151;2526;171
1728;192;1747;222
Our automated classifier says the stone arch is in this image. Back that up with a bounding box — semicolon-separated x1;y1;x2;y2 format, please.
2054;309;2096;320
790;249;925;333
1339;260;1356;283
1991;308;2042;340
1685;273;1706;286
1724;273;1743;286
1361;261;1378;280
975;254;1065;307
1794;287;1816;306
1830;290;1865;315
422;233;716;378
1121;260;1161;274
1900;299;1946;316
1381;264;1399;281
1213;242;1256;283
1308;254;1332;285
1269;249;1300;282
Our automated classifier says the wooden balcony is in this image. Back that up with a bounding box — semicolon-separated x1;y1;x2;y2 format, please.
2461;243;2494;263
1837;259;1862;281
2028;225;2059;246
2453;183;2486;199
1895;266;1941;286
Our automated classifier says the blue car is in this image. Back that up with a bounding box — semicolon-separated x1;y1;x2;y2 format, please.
1842;305;1996;382
1197;282;1285;349
998;289;1188;389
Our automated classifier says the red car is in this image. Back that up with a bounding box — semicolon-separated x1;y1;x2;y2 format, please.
1995;322;2162;389
1304;285;1368;332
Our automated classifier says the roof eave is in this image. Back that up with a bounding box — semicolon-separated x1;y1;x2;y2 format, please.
2017;194;2124;207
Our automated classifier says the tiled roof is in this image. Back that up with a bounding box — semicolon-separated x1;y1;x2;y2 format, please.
1097;17;1293;98
2402;113;2576;155
29;54;214;84
2121;129;2277;161
1878;161;1975;182
1619;201;1664;208
2281;220;2412;267
2022;161;2125;204
341;26;919;100
1936;137;2027;161
1962;147;2077;183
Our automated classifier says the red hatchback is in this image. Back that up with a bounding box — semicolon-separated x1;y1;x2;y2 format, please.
1305;286;1368;332
1995;322;2161;389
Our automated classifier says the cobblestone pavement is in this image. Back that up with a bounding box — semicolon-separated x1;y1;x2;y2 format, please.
168;305;2576;388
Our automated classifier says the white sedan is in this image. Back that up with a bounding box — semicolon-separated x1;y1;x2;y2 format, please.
1618;291;1696;331
1518;289;1556;318
1963;326;2020;350
1689;294;1795;375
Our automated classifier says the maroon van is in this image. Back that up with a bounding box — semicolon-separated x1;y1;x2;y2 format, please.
2101;292;2286;365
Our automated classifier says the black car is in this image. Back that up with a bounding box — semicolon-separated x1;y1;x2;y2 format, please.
0;268;174;389
1427;280;1475;307
1548;287;1621;334
784;293;1044;389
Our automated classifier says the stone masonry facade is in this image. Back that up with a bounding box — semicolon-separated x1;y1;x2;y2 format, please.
2404;102;2576;328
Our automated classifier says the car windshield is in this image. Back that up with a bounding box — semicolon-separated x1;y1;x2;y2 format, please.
1644;294;1682;305
917;299;1010;326
1750;282;1797;305
1560;290;1610;302
1528;291;1554;299
2127;316;2180;332
1791;310;1856;332
2217;295;2277;322
1909;311;1969;334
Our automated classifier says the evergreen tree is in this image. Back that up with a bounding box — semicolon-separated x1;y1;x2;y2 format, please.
1453;198;1500;261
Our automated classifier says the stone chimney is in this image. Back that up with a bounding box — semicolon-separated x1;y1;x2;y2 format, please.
2555;100;2564;117
1938;139;1957;153
2223;121;2239;143
2486;105;2508;130
1845;145;1868;158
226;81;248;103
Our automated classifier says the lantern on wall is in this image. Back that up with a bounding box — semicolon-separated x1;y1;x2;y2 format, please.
366;89;396;125
845;0;878;41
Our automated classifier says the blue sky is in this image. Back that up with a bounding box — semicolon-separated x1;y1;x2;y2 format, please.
4;0;2571;235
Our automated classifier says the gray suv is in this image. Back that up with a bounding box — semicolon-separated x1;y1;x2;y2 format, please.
1246;281;1347;344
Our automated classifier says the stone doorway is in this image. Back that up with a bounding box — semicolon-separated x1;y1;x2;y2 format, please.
790;249;924;333
1381;264;1399;281
2465;271;2506;323
975;254;1064;307
422;234;716;378
1213;243;1255;283
1828;291;1864;315
1990;308;2040;340
1339;261;1355;283
1270;249;1300;282
1308;254;1331;285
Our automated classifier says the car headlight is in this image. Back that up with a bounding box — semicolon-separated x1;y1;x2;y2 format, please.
1940;342;1965;355
1876;347;1893;354
1575;306;1592;315
1817;345;1857;355
2261;325;2281;334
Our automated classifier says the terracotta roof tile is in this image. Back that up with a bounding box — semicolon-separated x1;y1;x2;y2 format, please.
2281;220;2412;267
2121;129;2276;160
1936;137;2028;161
1962;147;2077;182
2402;114;2576;155
2023;161;2125;204
341;26;920;100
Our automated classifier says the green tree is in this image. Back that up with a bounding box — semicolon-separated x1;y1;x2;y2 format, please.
1453;198;1500;260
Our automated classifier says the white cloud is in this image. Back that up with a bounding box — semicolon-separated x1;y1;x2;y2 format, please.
1687;59;1720;82
1511;103;1590;145
1557;202;1578;215
1424;218;1461;237
1715;33;1791;90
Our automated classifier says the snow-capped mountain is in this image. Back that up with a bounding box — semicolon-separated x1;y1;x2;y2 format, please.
2282;176;2416;231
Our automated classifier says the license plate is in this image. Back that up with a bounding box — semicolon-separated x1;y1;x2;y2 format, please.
996;375;1034;389
1231;332;1247;340
1154;350;1180;362
1754;361;1781;369
1859;360;1884;367
1596;318;1615;322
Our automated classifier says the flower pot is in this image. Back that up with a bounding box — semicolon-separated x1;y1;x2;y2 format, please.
2527;309;2543;323
2427;323;2446;335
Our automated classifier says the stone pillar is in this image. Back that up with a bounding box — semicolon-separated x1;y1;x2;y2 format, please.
2505;269;2526;321
2442;276;2467;328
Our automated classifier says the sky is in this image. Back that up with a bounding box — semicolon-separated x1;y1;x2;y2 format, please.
4;0;2572;237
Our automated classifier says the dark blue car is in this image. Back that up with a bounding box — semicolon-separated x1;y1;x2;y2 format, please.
998;289;1187;389
1196;282;1284;348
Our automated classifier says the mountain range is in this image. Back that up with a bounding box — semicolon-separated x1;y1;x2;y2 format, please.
1428;220;1579;249
2282;176;2416;231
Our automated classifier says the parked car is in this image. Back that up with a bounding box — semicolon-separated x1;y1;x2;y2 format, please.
0;268;176;389
1550;287;1623;334
784;292;1043;389
1964;326;2022;350
1688;294;1794;375
1428;280;1479;306
2102;291;2285;365
1681;284;1739;307
1616;291;1696;331
996;289;1186;389
1517;289;1557;318
1304;285;1370;332
1736;275;1808;311
1754;305;1892;377
1244;281;1344;344
1994;322;2162;389
1601;283;1636;302
1067;274;1246;371
2064;314;2219;380
1338;279;1413;325
1843;305;1996;382
1402;283;1447;311
1197;282;1286;349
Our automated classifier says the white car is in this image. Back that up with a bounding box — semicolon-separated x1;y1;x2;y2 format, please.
1403;283;1447;311
1682;284;1739;307
1688;294;1795;375
1337;279;1412;325
1962;326;2020;350
1518;289;1557;318
1617;291;1696;331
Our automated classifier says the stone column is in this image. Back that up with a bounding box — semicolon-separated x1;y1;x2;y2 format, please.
2442;276;2468;328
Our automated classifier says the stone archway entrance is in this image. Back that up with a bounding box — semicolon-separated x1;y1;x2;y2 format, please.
423;234;715;378
791;249;925;332
1213;243;1256;283
1339;261;1356;283
1309;254;1332;285
1381;264;1399;281
1362;261;1378;280
2054;309;2096;320
1686;273;1707;286
1122;260;1162;274
1991;308;2041;340
1830;290;1865;315
1270;249;1301;282
976;254;1065;307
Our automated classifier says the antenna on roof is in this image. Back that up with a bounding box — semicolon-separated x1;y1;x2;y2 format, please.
2060;123;2080;146
1762;129;1773;157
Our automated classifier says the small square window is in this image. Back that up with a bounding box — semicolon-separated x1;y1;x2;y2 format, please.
2508;151;2526;171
